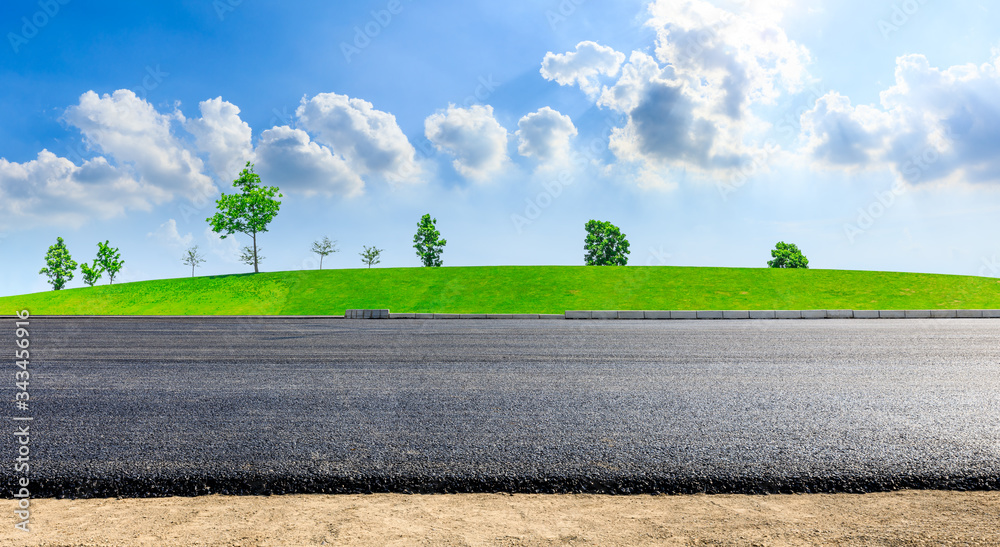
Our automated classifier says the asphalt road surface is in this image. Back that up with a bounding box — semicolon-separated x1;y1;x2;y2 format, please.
7;317;1000;497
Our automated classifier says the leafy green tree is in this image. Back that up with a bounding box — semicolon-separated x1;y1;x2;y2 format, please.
311;236;338;269
80;260;103;287
207;162;282;273
182;246;206;277
39;237;78;290
96;240;124;284
767;241;809;269
584;220;630;266
413;214;446;267
360;245;383;268
239;246;263;267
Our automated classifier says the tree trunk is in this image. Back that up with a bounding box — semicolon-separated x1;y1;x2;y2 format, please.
252;231;259;274
320;256;324;270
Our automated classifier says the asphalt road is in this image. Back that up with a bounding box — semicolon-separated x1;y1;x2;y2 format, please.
7;317;1000;497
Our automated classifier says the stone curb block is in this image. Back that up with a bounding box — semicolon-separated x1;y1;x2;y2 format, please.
904;310;931;318
565;311;592;319
618;311;645;319
957;310;983;318
433;314;460;319
929;310;957;318
512;314;540;319
854;310;879;319
591;311;617;320
749;310;776;319
486;314;513;319
983;309;1000;318
696;310;724;319
723;310;750;319
880;310;906;319
539;314;564;320
775;310;802;319
644;311;672;319
346;309;389;319
460;314;487;319
671;311;698;320
801;310;827;319
828;310;854;319
388;313;415;319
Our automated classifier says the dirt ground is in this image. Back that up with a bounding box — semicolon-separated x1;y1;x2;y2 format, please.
1;490;998;546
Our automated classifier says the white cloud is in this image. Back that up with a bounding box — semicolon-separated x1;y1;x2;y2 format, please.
602;52;749;171
63;90;217;202
801;53;1000;185
185;97;253;183
544;0;811;178
646;0;810;118
147;218;193;249
295;92;422;183
0;150;162;230
424;104;509;180
516;107;577;163
253;126;364;197
540;41;626;97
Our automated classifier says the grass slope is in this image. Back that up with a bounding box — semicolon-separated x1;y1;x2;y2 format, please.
3;266;1000;315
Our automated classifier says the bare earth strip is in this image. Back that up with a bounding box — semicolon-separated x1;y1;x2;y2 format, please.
1;491;998;546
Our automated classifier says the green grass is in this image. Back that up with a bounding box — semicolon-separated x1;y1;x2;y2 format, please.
4;266;1000;315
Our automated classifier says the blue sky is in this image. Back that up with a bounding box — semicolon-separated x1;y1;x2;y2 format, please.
4;0;1000;296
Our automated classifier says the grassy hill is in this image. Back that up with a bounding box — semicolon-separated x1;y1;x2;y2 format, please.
3;266;1000;315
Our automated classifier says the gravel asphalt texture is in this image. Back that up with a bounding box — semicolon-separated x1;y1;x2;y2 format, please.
7;317;1000;498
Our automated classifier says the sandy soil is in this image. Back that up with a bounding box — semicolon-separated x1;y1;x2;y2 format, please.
1;490;998;546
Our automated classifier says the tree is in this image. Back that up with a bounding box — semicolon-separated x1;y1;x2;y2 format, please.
207;162;282;273
584;219;630;266
311;236;338;269
182;246;206;277
360;245;383;268
96;240;124;284
413;214;446;267
767;241;809;269
39;237;78;290
239;246;263;267
80;260;103;287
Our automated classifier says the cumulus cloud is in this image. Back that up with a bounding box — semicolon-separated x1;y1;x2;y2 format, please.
147;218;193;249
424;104;508;180
185;97;253;183
0;150;162;229
646;0;810;119
63;90;217;202
541;41;625;97
542;0;811;177
800;92;892;168
801;53;1000;185
516;107;577;163
253;126;364;197
296;92;421;183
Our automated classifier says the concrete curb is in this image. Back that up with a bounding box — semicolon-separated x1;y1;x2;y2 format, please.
14;308;1000;320
562;309;1000;320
